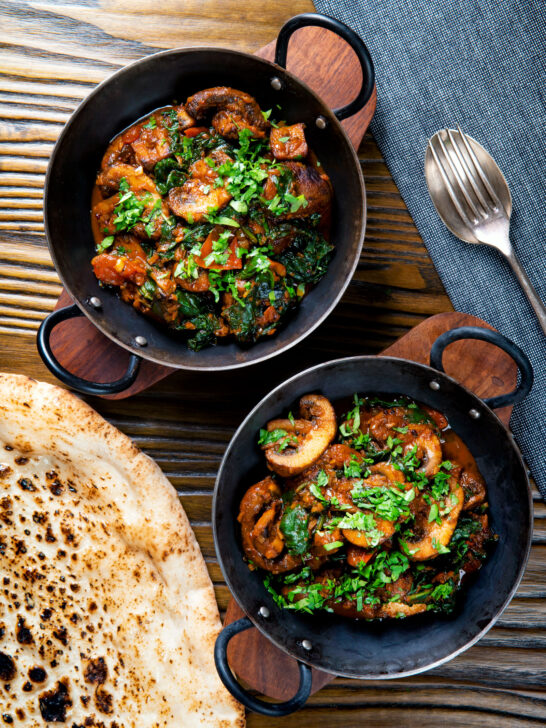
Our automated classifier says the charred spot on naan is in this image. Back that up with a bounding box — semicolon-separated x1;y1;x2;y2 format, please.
0;650;16;680
38;678;72;721
0;373;245;728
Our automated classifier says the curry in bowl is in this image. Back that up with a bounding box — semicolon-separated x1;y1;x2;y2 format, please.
238;393;495;620
90;87;333;351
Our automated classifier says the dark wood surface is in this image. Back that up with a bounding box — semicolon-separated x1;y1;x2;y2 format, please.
48;25;377;397
0;2;544;725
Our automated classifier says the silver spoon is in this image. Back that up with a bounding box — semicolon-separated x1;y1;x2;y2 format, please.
425;127;546;334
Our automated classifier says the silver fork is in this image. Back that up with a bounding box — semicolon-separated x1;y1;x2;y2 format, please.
425;126;546;334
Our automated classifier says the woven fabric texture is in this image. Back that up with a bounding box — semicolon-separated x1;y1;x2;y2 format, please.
314;0;546;496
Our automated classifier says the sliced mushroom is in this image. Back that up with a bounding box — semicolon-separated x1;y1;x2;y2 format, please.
342;515;395;549
406;477;464;561
100;134;136;170
173;104;197;130
263;394;336;477
167;152;232;223
402;424;443;478
237;476;301;573
367;412;443;479
378;574;427;618
185;86;270;139
96;163;158;197
379;601;427;618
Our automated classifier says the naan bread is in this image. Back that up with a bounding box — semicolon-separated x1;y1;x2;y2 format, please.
0;374;244;727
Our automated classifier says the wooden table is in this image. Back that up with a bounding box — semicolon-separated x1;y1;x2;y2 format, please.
1;1;544;725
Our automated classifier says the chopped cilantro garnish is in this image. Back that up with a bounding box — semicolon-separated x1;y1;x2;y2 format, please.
323;540;344;551
96;235;114;252
258;428;298;451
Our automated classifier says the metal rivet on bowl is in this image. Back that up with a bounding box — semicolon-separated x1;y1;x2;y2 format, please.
258;606;270;619
89;296;102;309
270;77;283;91
301;639;312;651
469;408;481;419
429;380;440;391
134;336;148;347
315;116;327;130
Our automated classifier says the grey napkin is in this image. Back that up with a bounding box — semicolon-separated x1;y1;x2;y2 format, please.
314;0;546;496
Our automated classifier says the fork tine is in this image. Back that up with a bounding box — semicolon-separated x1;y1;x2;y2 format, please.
428;137;474;227
433;132;480;219
446;128;489;212
456;125;503;210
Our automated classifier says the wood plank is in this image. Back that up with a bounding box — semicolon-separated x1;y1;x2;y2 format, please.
0;1;543;724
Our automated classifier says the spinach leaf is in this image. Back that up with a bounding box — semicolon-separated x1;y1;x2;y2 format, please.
280;504;310;555
222;271;296;344
185;313;219;351
176;289;211;318
277;229;333;284
154;158;186;195
181;223;214;251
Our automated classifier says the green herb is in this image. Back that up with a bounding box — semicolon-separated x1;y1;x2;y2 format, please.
329;512;384;547
431;537;450;555
96;235;114;252
279;505;310;555
351;483;415;522
263;573;288;609
205;210;240;228
204;230;233;267
258;428;297;451
399;539;419;556
143;198;162;237
428;503;439;523
430;582;455;601
138;278;156;301
449;515;483;563
184;312;222;351
144;117;157;129
230;199;248;214
344;455;369;478
323;540;344;551
112;178;148;232
430;467;452;501
176;289;211;318
339;394;364;437
154;157;186;194
285;192;308;213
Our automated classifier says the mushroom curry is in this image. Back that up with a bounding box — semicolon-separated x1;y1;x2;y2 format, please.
238;393;496;620
90;87;333;351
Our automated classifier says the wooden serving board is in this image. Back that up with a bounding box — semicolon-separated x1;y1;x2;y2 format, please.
223;310;517;701
48;26;377;399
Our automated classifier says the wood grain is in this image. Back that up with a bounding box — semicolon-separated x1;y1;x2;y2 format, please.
0;1;544;726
